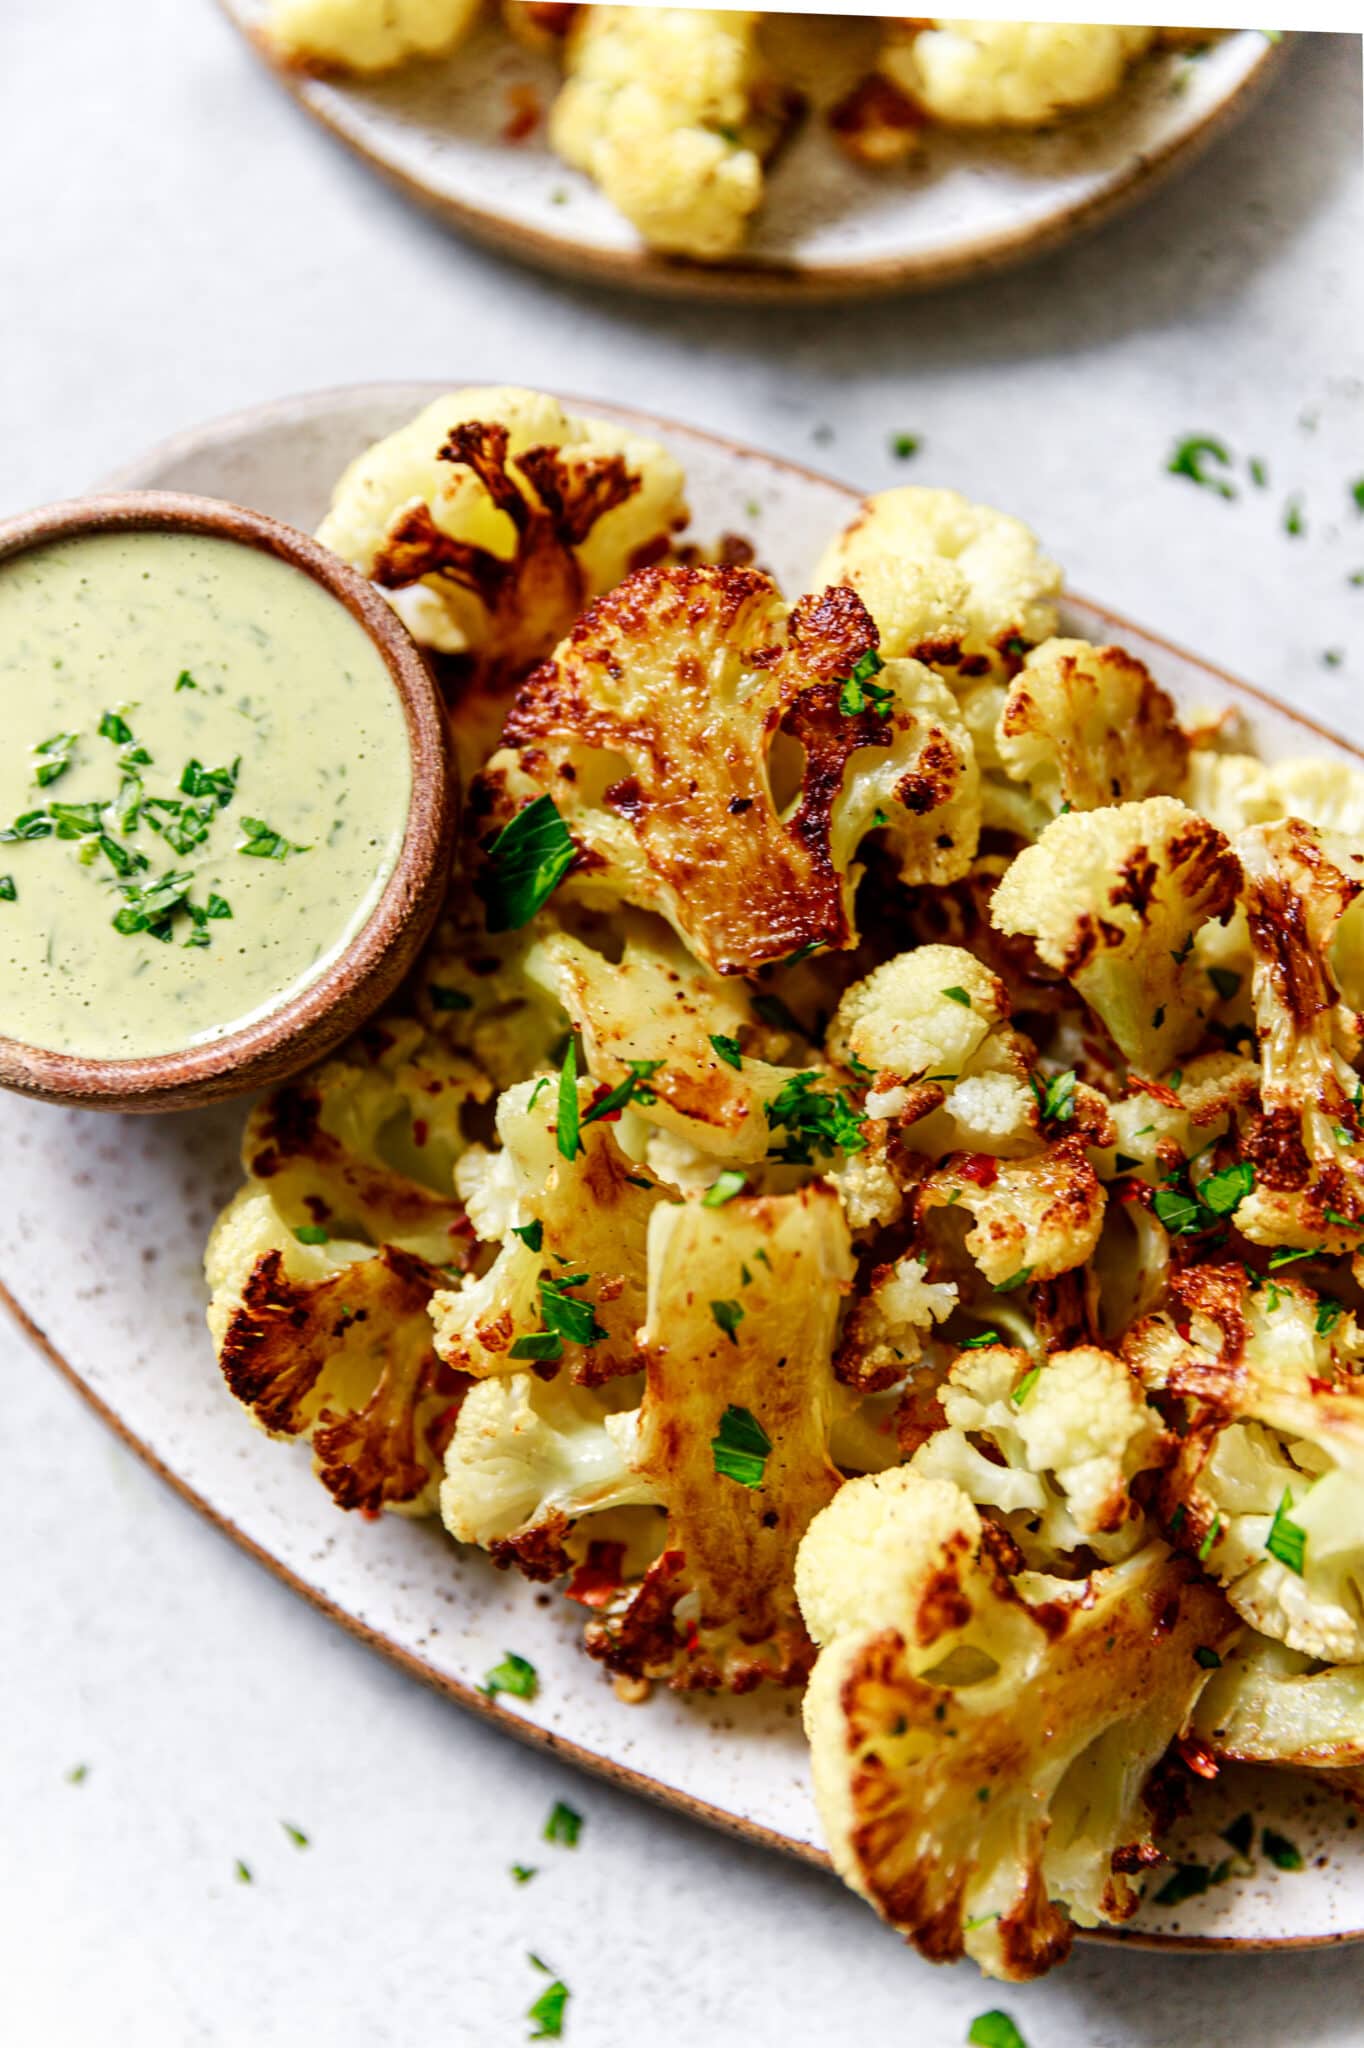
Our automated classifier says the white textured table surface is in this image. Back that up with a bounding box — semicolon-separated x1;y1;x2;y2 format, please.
3;6;1363;2044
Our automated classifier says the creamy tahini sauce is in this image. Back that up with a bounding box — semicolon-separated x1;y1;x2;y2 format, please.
0;531;411;1059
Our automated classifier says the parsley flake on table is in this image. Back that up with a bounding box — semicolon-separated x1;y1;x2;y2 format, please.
1284;494;1306;537
711;1403;770;1487
483;1651;539;1703
967;2014;1028;2048
234;1860;253;1885
281;1822;309;1848
544;1800;582;1846
479;793;576;932
65;1763;89;1784
1262;1826;1304;1871
510;1863;537;1884
527;1977;569;2040
1167;435;1237;499
890;432;921;460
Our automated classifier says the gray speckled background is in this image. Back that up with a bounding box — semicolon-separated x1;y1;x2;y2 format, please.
2;4;1362;2042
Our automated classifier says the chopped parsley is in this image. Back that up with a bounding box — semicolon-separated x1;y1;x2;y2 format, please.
994;1266;1033;1295
65;1763;89;1784
33;731;78;788
1208;965;1241;1001
174;669;198;691
1262;1826;1304;1871
702;1170;747;1208
479;794;576;932
429;984;473;1011
710;1299;745;1345
1198;1515;1222;1562
1011;1364;1042;1407
1195;1159;1254;1217
510;1863;537;1885
838;649;894;718
293;1224;330;1246
1167;435;1237;499
890;432;921;460
510;1272;608;1363
967;2016;1028;2048
1353;479;1364;512
556;1039;582;1162
1267;1246;1313;1269
1249;457;1269;488
0;876;14;902
1032;1067;1076;1124
98;710;135;745
764;1071;866;1164
234;1860;253;1885
711;1403;771;1487
1222;1811;1255;1858
1316;1297;1345;1336
0;809;53;842
1154;1860;1220;1907
942;985;972;1007
511;1219;544;1252
544;1800;582;1846
238;814;308;860
1284;494;1306;537
709;1032;743;1070
1265;1489;1306;1575
1193;1645;1222;1669
960;1330;1000;1349
582;1060;664;1123
281;1822;309;1849
527;1978;569;2040
482;1651;538;1703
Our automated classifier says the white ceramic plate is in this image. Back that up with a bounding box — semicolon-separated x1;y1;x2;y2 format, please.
8;383;1364;1956
217;7;1286;301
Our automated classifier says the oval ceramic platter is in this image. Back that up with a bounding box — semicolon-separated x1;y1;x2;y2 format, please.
218;5;1285;301
6;383;1364;1956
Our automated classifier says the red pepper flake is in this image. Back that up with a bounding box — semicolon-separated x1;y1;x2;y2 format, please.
955;1153;999;1188
502;84;542;142
585;1082;622;1123
412;1118;429;1147
1309;1375;1336;1394
1174;1320;1192;1342
1176;1734;1220;1781
565;1540;627;1609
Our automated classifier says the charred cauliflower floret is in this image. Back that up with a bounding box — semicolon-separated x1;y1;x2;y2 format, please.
268;0;482;71
430;1072;666;1384
524;914;798;1165
828;945;1040;1158
1232;820;1364;1251
811;486;1061;680
919;1135;1107;1288
584;1187;852;1690
1126;1265;1364;1663
316;389;687;740
1103;1052;1261;1185
995;640;1189;819
886;21;1155;128
474;565;980;977
991;798;1242;1072
911;1345;1165;1567
835;1253;959;1392
796;1469;1236;1979
203;1020;488;1513
440;1370;657;1577
550;8;793;259
1193;1631;1364;1769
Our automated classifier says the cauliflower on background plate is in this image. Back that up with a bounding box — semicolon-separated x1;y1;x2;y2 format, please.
881;21;1155;130
268;0;483;72
207;399;1364;1977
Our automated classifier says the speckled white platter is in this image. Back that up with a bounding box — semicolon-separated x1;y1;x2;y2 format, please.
6;383;1364;1956
217;7;1285;301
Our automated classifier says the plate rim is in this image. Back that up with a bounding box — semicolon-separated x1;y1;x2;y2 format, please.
215;7;1291;303
14;380;1364;1958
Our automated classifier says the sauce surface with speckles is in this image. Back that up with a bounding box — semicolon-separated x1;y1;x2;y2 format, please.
0;531;410;1059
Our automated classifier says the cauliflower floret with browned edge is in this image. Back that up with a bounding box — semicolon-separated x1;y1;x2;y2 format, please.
1232;820;1364;1252
885;21;1155;128
413;904;568;1092
440;1370;658;1577
1102;1052;1261;1183
911;1344;1165;1566
268;0;481;71
811;485;1061;681
1125;1265;1364;1663
796;1469;1236;1979
524;914;800;1165
473;565;980;977
991;797;1242;1072
550;8;792;259
918;1135;1107;1288
430;1073;667;1384
835;1253;959;1392
1193;1631;1364;1769
584;1186;852;1690
316;389;687;713
996;639;1189;819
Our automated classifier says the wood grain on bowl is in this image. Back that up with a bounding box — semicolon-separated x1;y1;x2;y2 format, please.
6;385;1361;1955
0;491;457;1113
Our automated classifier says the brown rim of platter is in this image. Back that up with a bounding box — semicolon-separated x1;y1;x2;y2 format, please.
218;13;1290;304
0;490;458;1113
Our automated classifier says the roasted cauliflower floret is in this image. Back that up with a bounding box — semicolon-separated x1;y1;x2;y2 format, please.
430;1072;665;1384
911;1345;1165;1567
1193;1631;1364;1768
1185;749;1364;841
474;565;980;976
812;486;1061;681
550;7;791;259
1103;1052;1261;1184
524;914;798;1165
268;0;482;71
414;904;567;1091
919;1135;1107;1288
886;21;1155;128
796;1469;1236;1978
584;1187;852;1690
440;1370;657;1576
835;1253;959;1392
1126;1265;1364;1663
1232;820;1364;1251
991;798;1242;1071
995;640;1189;819
316;389;687;711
